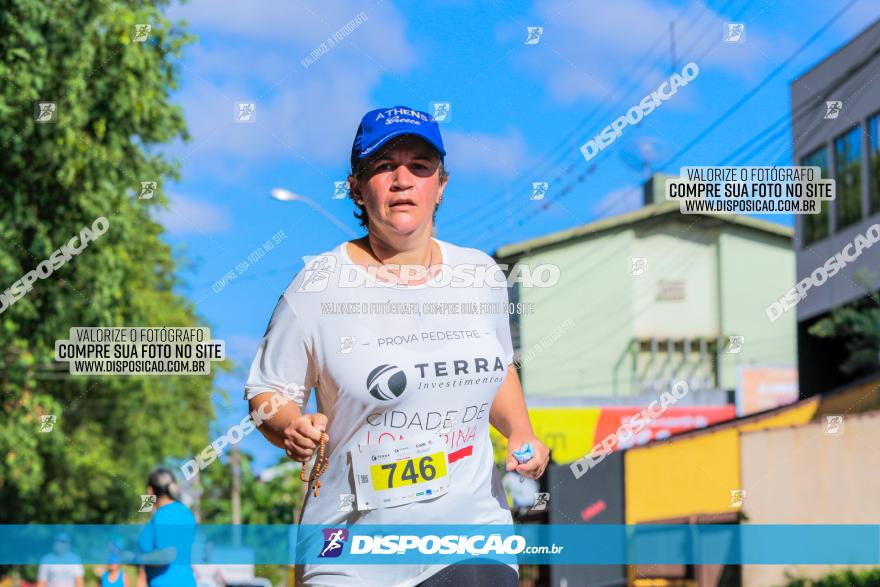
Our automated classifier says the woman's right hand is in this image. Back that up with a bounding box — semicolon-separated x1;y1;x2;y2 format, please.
283;412;329;461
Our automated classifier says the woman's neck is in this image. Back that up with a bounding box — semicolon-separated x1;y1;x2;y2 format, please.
363;231;433;266
346;230;439;285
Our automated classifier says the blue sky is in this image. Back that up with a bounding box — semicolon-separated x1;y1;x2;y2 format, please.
158;0;880;471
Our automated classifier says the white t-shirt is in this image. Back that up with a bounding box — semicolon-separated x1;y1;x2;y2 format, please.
192;565;224;587
37;552;84;587
245;238;517;587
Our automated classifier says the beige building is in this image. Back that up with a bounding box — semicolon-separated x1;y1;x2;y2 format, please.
740;410;880;586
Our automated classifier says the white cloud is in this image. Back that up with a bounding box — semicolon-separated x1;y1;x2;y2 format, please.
165;0;538;184
508;0;775;105
443;128;530;178
174;69;380;167
156;194;231;235
168;0;414;63
592;184;643;219
166;0;418;168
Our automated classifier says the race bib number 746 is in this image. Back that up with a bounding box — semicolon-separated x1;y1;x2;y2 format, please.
351;434;450;510
371;451;446;490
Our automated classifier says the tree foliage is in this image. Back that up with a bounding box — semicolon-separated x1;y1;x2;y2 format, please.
198;452;302;587
198;451;303;526
784;567;880;587
0;0;213;523
809;271;880;378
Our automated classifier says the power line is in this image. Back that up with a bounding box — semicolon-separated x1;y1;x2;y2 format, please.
516;0;853;243
441;0;736;240
658;0;861;170
474;0;754;241
454;0;762;248
718;37;880;167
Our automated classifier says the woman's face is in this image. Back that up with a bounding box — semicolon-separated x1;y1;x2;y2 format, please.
351;135;447;237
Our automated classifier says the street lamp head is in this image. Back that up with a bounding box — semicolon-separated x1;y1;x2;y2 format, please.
269;187;358;238
270;188;301;202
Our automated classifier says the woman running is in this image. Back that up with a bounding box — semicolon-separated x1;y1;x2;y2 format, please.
246;105;549;587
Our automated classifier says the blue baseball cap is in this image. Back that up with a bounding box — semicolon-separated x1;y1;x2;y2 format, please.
350;106;446;167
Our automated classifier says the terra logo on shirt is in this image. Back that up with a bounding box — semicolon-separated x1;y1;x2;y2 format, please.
366;356;506;401
367;365;407;401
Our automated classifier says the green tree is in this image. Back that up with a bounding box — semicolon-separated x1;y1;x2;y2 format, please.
198;452;303;586
809;271;880;378
199;451;303;525
0;0;212;524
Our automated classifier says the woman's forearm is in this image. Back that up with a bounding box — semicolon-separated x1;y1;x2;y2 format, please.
489;366;534;439
248;392;303;448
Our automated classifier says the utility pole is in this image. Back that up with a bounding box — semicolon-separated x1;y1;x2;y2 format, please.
193;469;201;522
231;444;242;548
231;444;241;525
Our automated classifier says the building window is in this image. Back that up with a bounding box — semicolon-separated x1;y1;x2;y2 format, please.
834;125;863;230
802;147;829;244
868;114;880;215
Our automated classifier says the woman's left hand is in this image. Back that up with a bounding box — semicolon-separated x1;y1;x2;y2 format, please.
505;433;550;480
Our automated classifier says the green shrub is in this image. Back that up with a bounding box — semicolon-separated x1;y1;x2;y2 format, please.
783;567;880;587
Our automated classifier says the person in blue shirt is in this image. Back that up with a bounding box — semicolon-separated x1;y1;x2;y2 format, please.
99;554;127;587
124;468;197;587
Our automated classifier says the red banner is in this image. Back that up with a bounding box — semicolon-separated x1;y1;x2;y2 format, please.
592;406;736;452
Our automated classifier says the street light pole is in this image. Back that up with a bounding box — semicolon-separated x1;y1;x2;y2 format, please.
270;188;358;238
